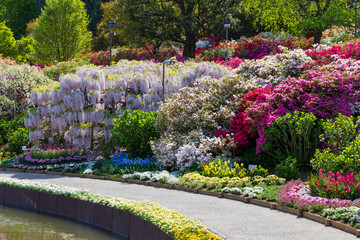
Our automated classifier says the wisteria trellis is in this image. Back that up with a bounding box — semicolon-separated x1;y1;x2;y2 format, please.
25;60;231;149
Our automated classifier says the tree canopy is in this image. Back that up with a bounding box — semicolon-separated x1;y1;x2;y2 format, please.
33;0;92;62
126;0;240;58
242;0;352;43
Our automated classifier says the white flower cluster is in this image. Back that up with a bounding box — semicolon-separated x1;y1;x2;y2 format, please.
156;74;254;135
235;47;312;86
151;131;231;171
242;186;264;198
221;187;242;195
122;170;179;185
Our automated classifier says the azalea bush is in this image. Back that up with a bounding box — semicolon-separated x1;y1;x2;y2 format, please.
244;58;360;153
0;64;52;118
235;47;312;86
308;170;360;200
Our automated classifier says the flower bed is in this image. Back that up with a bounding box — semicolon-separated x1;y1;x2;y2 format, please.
25;152;87;164
0;178;221;240
277;180;360;212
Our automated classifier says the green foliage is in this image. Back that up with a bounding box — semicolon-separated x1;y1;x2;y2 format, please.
34;0;92;62
242;0;352;43
0;111;27;145
8;128;30;154
256;185;282;201
0;21;16;57
17;36;35;63
43;59;90;81
311;114;360;173
275;157;300;181
263;111;321;170
112;110;159;158
0;0;40;39
126;0;238;57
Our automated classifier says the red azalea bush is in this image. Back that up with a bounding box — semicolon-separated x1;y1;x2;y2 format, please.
90;46;184;66
215;86;273;153
308;170;360;200
306;41;360;66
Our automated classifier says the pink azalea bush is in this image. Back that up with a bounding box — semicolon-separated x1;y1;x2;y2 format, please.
244;58;360;152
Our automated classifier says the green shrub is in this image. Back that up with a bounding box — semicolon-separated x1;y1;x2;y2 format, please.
0;21;16;57
311;114;360;173
112;110;159;158
263;111;321;170
8;128;29;154
275;157;300;181
43;59;90;81
0;111;27;145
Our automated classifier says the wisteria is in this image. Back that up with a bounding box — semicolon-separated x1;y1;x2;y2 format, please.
26;60;231;149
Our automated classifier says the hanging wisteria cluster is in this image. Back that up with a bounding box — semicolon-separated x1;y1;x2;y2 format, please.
25;60;231;149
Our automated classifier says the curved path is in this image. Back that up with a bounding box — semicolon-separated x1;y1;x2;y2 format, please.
0;171;356;240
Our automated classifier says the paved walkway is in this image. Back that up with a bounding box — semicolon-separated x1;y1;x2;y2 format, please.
0;171;356;240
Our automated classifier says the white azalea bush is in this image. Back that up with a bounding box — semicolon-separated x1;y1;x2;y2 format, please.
25;60;230;149
151;130;231;171
235;47;312;86
156;74;253;135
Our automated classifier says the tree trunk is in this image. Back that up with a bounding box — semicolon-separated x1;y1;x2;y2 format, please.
313;30;323;44
182;32;197;58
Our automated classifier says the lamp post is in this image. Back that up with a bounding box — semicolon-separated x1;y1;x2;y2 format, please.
16;41;21;64
162;60;174;102
350;0;360;38
105;21;117;65
224;19;231;62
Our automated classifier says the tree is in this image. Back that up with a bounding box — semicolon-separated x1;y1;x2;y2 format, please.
242;0;352;43
92;0;142;51
0;21;16;57
33;0;92;62
0;0;39;39
126;0;239;58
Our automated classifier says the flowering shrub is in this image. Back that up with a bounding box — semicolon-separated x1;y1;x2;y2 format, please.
24;152;87;164
308;170;360;200
26;60;230;149
0;57;16;65
151;131;230;171
0;64;52;117
242;186;264;198
30;146;85;159
311;114;360;173
245;58;360;152
215;86;273;154
277;180;360;212
156;74;252;135
305;41;360;66
235;47;312;86
90;46;184;66
221;187;242;195
200;157;247;178
0;149;15;160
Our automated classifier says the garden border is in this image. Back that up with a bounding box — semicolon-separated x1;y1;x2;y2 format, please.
2;168;360;238
0;181;174;240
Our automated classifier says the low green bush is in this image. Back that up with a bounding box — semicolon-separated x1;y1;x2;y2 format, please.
275;157;300;181
43;59;90;81
263;111;321;170
8;128;29;154
311;114;360;173
112;110;159;158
